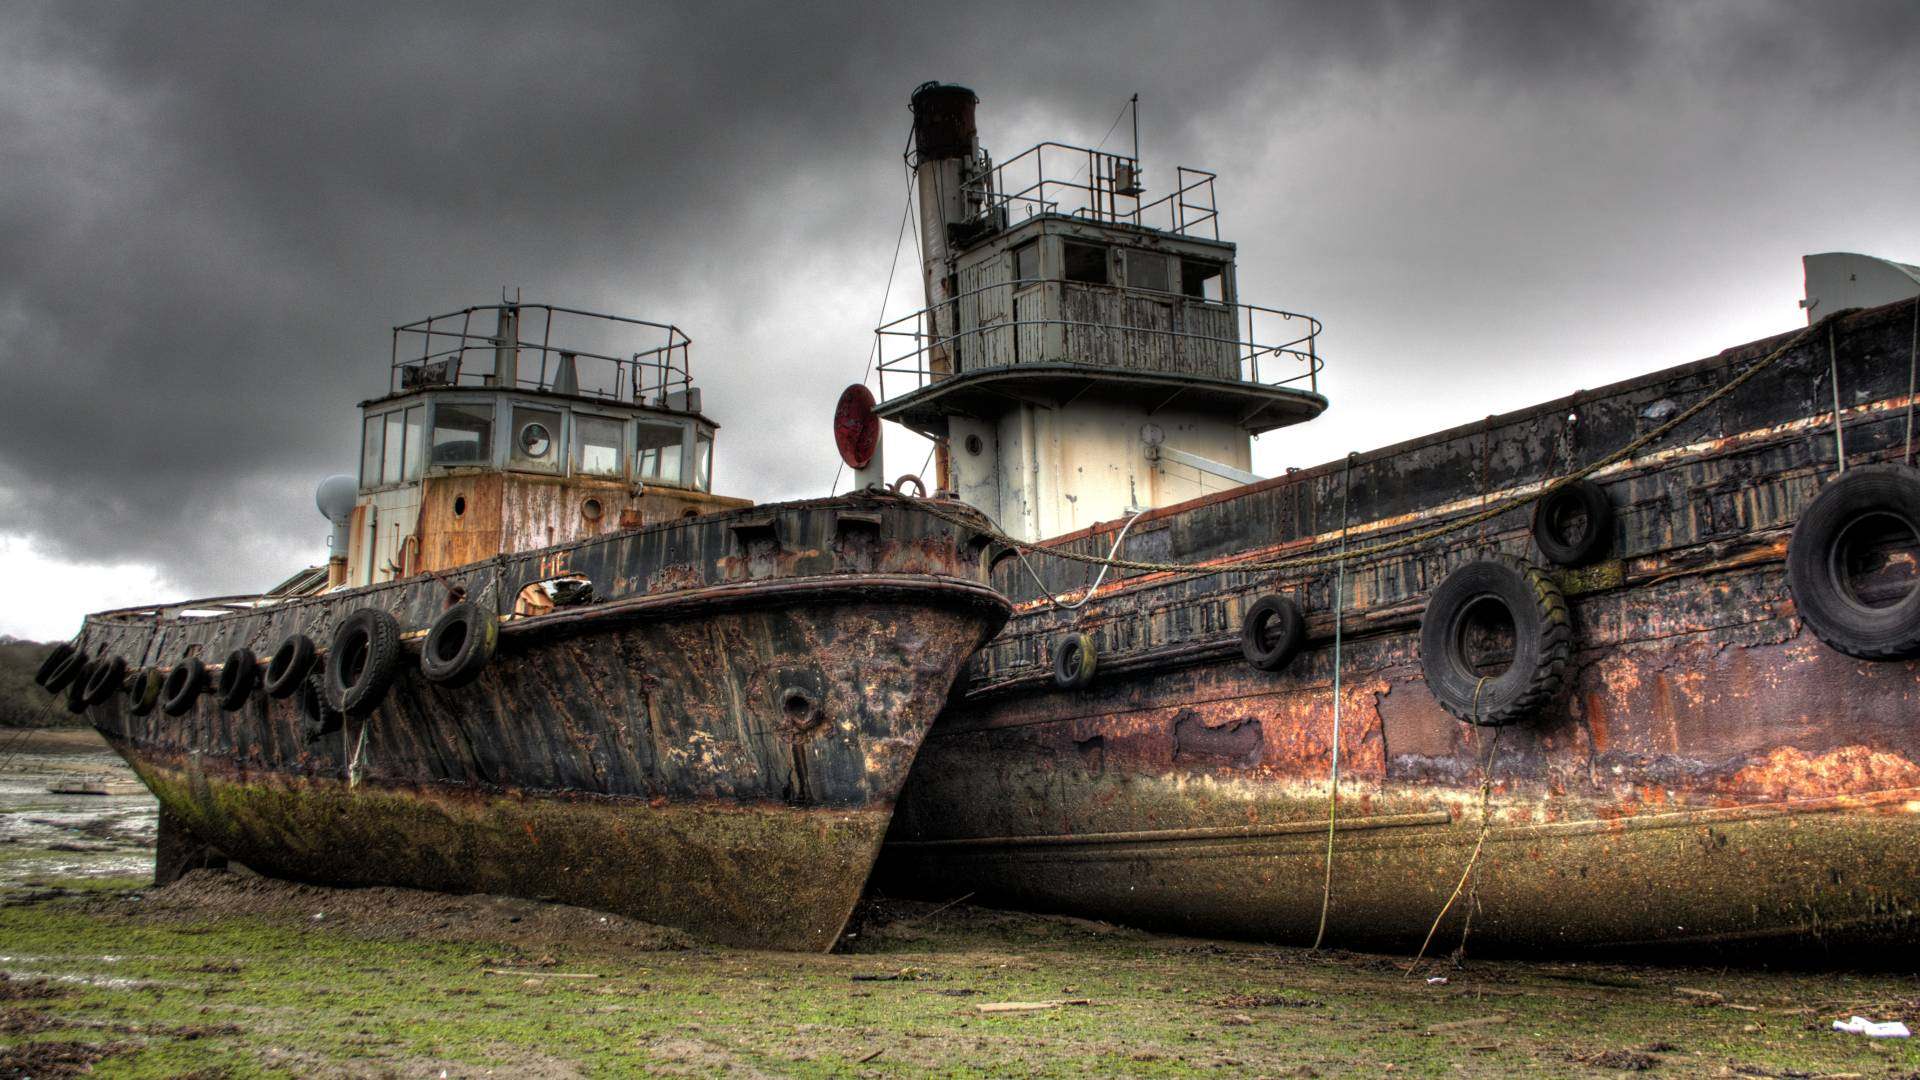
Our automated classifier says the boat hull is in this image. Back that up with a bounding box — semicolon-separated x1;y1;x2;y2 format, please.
76;497;1009;950
879;301;1920;956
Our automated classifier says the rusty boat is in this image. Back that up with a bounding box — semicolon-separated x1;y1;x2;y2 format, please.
36;303;1008;951
865;84;1920;955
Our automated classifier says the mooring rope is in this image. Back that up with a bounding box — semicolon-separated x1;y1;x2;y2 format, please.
1310;453;1356;951
880;315;1839;583
1407;681;1502;975
1906;299;1917;466
1829;324;1848;475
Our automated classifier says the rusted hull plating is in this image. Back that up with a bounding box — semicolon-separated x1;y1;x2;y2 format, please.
879;301;1920;955
78;497;1009;950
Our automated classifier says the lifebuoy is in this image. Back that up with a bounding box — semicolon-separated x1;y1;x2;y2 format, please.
1419;555;1572;726
1787;463;1920;660
160;658;207;717
419;601;498;689
216;649;258;711
1241;595;1306;672
325;609;401;715
81;656;125;707
1532;479;1615;567
263;634;317;699
1053;631;1098;690
34;643;75;688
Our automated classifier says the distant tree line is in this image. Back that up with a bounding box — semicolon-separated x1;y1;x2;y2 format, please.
0;639;84;728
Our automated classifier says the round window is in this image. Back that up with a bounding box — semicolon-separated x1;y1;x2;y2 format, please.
518;422;552;458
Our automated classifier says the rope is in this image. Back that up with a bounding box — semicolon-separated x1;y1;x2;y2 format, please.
830;145;920;496
1005;505;1153;615
885;314;1839;581
1829;324;1847;475
1407;680;1502;975
346;716;370;790
1310;453;1357;951
1906;299;1917;466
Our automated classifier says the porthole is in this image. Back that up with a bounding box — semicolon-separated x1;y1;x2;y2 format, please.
581;497;603;522
518;422;553;458
453;495;467;517
964;434;984;456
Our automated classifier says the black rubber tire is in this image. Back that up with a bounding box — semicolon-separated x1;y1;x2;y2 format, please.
1241;595;1307;672
43;649;89;695
1532;479;1615;567
1787;463;1920;661
1420;555;1572;726
325;609;402;716
1053;631;1098;690
81;656;126;707
128;669;162;717
160;658;207;717
34;643;75;688
64;662;94;714
299;672;343;738
263;634;318;700
216;649;258;712
419;601;498;689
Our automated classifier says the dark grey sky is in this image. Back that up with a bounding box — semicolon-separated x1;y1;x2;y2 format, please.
2;1;1916;637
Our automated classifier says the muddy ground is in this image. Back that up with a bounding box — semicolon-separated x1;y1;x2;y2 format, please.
1;730;1917;1078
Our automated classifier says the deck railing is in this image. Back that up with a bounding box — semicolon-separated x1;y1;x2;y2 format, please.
875;278;1320;401
965;142;1222;240
389;304;693;405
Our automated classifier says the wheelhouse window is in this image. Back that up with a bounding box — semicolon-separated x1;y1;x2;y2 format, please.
401;406;424;479
693;430;713;492
635;420;685;485
1182;259;1225;303
1012;240;1041;285
360;416;382;487
1062;241;1108;285
381;411;404;483
510;405;564;474
1125;250;1171;293
361;405;429;487
430;402;495;466
571;414;625;478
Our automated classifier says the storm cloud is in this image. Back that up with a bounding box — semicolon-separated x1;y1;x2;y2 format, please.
1;1;1916;636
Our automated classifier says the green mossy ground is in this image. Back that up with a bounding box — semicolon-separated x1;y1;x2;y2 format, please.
2;871;1918;1078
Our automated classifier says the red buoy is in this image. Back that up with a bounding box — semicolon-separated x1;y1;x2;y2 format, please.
834;384;880;469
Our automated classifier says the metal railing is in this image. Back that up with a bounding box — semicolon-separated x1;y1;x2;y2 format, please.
390;304;693;405
874;278;1321;400
966;142;1222;239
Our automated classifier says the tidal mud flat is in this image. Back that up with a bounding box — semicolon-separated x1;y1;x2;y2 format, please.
2;730;1918;1078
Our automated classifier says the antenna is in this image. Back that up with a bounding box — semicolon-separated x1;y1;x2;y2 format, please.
1131;92;1140;167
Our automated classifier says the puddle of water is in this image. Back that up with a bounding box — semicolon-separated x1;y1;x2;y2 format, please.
0;734;156;886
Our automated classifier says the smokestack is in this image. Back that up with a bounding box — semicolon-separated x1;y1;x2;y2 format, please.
492;304;519;388
907;83;982;382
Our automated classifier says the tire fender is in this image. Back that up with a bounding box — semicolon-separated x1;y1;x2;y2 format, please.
216;649;259;712
1053;631;1098;691
325;609;402;716
419;601;498;689
263;634;318;700
160;658;207;717
1419;555;1572;726
1241;595;1307;672
1787;463;1920;660
1531;479;1615;567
